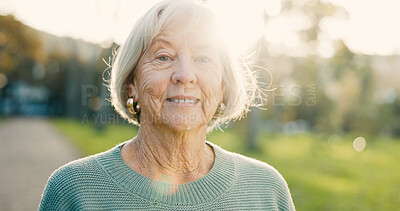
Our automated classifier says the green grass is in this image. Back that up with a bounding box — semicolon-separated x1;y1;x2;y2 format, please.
51;119;400;211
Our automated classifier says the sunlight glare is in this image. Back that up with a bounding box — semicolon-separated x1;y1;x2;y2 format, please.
207;0;266;55
264;0;281;16
2;0;400;55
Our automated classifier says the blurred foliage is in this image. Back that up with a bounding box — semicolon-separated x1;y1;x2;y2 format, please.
52;119;400;211
280;0;348;52
249;0;400;139
0;14;116;117
0;15;44;75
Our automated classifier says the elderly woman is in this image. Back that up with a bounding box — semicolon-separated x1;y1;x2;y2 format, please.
39;0;295;210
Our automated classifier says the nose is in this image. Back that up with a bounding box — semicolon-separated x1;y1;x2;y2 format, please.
171;57;197;86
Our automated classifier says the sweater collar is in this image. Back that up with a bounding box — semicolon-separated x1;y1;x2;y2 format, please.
96;140;237;206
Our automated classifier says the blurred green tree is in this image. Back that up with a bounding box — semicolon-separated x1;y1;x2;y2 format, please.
0;15;44;78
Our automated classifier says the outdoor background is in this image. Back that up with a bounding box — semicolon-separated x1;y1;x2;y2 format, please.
0;0;399;210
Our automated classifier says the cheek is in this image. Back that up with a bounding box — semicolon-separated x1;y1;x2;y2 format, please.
199;72;223;102
136;63;170;100
198;74;223;117
141;74;169;97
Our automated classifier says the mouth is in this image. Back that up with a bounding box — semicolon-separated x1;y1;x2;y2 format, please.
166;96;199;104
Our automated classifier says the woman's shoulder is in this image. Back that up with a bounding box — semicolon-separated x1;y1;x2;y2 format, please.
212;143;283;178
212;143;290;188
50;154;100;179
45;144;120;187
39;145;121;210
211;143;295;210
233;151;288;184
233;151;281;175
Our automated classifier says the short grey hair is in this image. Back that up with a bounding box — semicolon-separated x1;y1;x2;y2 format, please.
109;0;262;132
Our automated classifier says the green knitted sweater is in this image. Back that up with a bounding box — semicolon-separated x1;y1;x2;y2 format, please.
39;141;295;210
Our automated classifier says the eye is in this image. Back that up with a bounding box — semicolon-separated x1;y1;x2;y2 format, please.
157;55;171;62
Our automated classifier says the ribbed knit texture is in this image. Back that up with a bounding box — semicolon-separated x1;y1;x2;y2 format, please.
39;141;295;210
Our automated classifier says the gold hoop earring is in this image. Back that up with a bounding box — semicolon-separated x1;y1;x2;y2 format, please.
135;101;140;113
127;98;136;114
213;103;225;118
127;98;140;114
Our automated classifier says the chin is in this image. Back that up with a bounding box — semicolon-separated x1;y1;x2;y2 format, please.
161;113;205;132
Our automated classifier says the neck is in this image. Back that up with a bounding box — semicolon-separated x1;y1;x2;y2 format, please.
125;123;214;184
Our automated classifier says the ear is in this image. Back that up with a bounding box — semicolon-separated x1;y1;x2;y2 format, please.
127;83;139;101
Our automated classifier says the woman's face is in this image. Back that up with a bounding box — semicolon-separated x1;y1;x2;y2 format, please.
130;21;224;132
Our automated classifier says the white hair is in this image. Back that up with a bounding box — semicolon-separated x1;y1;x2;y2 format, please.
108;0;262;132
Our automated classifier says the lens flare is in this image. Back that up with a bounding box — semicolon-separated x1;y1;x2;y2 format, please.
151;171;180;196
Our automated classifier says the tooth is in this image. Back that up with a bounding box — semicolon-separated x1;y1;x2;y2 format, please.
185;99;190;103
179;99;184;103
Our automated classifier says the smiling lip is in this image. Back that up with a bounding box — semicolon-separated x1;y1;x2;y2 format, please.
167;95;199;104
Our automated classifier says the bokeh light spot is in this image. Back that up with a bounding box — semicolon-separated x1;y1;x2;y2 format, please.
353;136;366;152
0;73;8;88
88;96;102;111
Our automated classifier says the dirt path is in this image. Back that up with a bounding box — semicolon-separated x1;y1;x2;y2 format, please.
0;117;81;211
